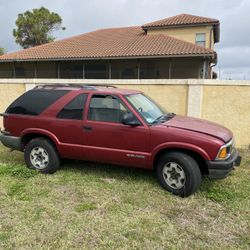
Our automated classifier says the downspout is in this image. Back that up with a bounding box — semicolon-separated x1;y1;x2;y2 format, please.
210;54;218;79
209;25;216;78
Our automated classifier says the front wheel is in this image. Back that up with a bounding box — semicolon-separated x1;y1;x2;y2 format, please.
24;138;61;174
156;151;201;197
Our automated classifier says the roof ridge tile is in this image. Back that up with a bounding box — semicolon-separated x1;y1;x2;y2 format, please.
142;13;219;28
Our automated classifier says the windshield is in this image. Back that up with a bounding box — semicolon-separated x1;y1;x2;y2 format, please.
126;93;168;124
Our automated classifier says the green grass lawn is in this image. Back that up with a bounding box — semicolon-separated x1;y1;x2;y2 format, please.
0;145;249;249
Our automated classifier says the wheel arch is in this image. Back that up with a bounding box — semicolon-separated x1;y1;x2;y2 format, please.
153;147;209;175
21;129;59;151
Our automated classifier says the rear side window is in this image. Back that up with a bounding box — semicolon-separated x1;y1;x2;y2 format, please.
6;90;69;116
57;93;88;120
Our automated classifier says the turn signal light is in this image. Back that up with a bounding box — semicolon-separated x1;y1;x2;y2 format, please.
218;147;227;159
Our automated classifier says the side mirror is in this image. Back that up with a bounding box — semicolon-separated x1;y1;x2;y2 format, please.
122;113;140;126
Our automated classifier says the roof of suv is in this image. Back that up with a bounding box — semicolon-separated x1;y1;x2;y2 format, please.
34;84;142;95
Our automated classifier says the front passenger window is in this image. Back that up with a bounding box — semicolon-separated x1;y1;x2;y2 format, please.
88;95;128;123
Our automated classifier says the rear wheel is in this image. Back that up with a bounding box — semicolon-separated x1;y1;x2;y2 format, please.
24;138;61;174
156;151;201;197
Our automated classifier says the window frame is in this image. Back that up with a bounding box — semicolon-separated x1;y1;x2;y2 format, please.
195;33;206;47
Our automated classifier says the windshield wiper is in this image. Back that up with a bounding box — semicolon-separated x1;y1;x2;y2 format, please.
152;112;176;124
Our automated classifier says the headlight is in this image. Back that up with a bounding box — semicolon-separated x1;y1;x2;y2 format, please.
216;138;235;160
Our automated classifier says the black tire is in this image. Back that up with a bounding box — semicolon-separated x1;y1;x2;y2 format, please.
24;137;61;174
156;151;201;197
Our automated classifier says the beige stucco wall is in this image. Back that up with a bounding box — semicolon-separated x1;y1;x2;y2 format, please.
148;26;213;49
0;83;26;127
201;85;250;147
117;84;188;115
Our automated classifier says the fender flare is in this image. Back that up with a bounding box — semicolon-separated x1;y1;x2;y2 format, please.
151;142;211;162
20;128;60;147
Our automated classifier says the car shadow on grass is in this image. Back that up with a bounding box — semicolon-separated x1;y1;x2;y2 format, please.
60;158;156;183
59;159;221;195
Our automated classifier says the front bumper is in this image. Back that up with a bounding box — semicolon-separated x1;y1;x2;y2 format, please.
0;131;22;151
207;149;241;179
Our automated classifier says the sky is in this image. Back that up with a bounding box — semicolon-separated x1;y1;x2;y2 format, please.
0;0;250;79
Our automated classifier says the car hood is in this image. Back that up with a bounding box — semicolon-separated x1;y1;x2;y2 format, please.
162;115;232;142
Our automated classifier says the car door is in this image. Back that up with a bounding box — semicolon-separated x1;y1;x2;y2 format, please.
82;93;151;168
48;92;89;160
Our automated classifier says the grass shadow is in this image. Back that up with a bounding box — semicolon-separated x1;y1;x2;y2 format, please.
60;158;156;183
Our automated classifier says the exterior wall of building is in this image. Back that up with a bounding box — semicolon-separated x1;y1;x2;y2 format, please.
0;79;249;148
147;26;214;49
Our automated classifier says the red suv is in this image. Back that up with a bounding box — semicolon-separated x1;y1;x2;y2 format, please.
0;84;241;197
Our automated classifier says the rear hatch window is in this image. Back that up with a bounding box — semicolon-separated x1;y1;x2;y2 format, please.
6;89;70;116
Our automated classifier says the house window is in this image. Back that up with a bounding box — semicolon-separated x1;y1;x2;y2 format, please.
111;60;138;79
59;61;83;79
15;62;35;78
37;62;58;78
195;33;206;47
85;63;108;79
15;67;25;77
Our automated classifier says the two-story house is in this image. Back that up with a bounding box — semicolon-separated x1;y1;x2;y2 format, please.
0;14;220;79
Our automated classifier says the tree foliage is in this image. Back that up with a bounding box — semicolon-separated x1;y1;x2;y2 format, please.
0;48;5;55
13;7;65;49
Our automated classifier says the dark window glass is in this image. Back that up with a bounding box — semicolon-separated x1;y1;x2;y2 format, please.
85;64;108;79
15;67;25;77
57;94;88;120
111;60;138;79
15;62;36;78
140;60;157;79
0;63;13;78
37;62;57;78
121;68;136;79
59;62;83;79
6;90;69;116
88;95;128;123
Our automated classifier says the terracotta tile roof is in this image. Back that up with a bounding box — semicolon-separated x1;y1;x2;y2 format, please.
142;14;219;29
0;26;215;62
